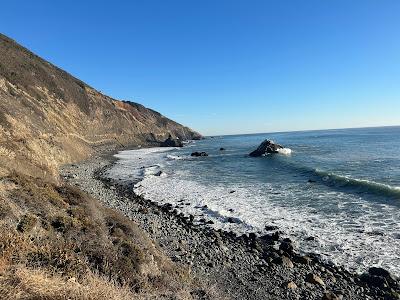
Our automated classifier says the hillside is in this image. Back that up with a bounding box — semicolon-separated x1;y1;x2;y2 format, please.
0;33;201;180
0;34;214;299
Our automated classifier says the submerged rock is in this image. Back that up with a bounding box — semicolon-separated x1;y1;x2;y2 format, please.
249;139;283;157
161;134;183;147
191;151;208;157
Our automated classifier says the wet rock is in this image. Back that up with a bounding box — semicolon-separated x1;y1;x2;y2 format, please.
160;135;183;147
368;267;392;279
279;238;294;254
271;231;280;241
360;273;388;289
191;151;208;157
306;273;325;286
249;140;284;157
264;225;279;231
248;232;257;241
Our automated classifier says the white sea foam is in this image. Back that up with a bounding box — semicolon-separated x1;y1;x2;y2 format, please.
166;154;187;160
108;147;400;277
277;147;292;155
134;173;400;275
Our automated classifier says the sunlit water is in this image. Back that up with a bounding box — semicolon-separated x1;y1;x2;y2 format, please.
106;126;400;276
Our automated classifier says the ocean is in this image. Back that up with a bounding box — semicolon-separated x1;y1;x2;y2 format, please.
106;126;400;276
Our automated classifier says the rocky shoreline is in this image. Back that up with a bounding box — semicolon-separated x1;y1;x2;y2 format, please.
60;152;399;300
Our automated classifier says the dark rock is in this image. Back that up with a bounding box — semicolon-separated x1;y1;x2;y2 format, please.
361;267;397;289
368;267;391;279
322;292;342;300
306;236;316;241
226;217;241;224
228;208;234;212
279;238;294;254
273;256;294;268
248;232;257;241
154;171;163;176
260;231;281;242
229;190;235;193
295;255;312;265
160;134;183;147
308;179;316;183
360;273;388;289
249;139;284;157
264;225;279;231
220;147;226;151
191;151;208;157
271;231;280;241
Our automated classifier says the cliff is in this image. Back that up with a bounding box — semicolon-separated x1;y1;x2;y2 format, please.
0;34;215;299
0;33;201;180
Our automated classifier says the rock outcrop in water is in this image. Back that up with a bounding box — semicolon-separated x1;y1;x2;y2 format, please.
249;140;283;157
160;135;183;147
191;151;208;157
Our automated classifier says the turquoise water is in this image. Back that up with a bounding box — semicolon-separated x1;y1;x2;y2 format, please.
107;126;400;275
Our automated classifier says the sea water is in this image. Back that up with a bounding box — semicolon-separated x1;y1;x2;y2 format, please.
106;126;400;276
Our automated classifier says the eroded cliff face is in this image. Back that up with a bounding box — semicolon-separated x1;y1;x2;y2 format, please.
0;33;201;180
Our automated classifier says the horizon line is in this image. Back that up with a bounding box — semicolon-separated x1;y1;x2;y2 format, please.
205;124;400;138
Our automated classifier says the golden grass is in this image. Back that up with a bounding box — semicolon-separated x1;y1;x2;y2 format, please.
0;172;216;299
0;267;135;300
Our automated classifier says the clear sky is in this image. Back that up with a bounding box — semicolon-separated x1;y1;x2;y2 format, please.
1;1;400;135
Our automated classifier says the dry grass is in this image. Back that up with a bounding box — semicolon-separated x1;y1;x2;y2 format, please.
0;267;135;300
0;172;217;299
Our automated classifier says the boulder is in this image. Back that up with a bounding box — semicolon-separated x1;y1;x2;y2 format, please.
284;281;298;289
306;273;325;286
191;151;208;157
249;139;283;157
160;135;183;147
273;256;294;268
360;267;397;289
279;238;294;254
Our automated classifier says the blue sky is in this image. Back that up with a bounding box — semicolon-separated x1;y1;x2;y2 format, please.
1;1;400;135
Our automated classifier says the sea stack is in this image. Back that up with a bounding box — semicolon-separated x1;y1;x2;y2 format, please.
249;139;283;157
